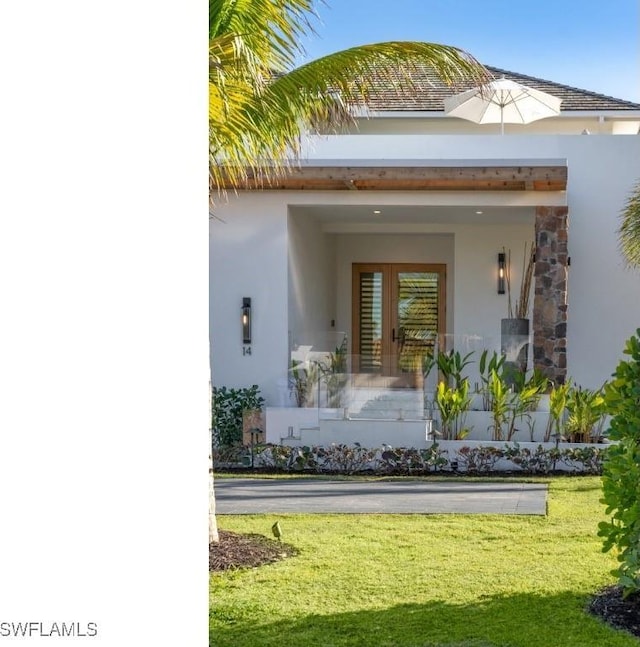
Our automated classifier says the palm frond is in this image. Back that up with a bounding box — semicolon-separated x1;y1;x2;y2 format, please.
619;180;640;269
208;0;489;202
210;0;316;71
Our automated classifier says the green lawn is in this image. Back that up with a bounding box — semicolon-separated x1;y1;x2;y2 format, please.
210;477;635;647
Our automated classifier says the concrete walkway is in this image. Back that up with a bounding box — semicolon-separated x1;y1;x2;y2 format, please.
216;478;547;515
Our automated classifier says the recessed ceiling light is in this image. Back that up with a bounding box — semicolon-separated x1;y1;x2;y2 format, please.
475;210;483;215
373;210;381;214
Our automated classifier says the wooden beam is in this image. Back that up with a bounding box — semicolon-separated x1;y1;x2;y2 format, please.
219;165;567;192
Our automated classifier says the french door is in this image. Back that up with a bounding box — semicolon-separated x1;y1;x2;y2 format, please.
352;263;445;385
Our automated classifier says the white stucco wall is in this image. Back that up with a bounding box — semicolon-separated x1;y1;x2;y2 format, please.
454;224;534;343
287;210;337;350
210;195;289;405
558;139;640;386
211;134;640;404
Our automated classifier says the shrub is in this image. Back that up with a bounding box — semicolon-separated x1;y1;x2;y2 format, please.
455;445;504;473
317;443;376;474
254;444;292;471
598;329;640;596
212;385;265;447
503;443;560;474
212;444;248;468
214;442;607;476
379;445;448;475
561;446;607;475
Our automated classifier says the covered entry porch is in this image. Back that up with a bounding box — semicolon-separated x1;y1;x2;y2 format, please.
283;161;568;372
264;160;569;443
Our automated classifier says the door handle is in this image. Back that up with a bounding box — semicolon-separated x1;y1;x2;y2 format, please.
392;328;396;342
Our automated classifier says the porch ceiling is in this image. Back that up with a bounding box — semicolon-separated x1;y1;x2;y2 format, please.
292;204;535;227
223;164;567;192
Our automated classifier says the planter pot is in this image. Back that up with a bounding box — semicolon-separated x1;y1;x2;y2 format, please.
501;318;530;386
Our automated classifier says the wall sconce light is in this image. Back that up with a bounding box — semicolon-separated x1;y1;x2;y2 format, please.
497;253;506;294
242;297;251;344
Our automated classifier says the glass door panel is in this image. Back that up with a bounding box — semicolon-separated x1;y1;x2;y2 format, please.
393;270;440;383
357;271;383;372
353;263;445;385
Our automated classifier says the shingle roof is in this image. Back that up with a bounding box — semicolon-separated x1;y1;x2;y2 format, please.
362;64;640;112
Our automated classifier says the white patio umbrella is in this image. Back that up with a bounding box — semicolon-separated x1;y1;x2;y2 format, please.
443;77;562;134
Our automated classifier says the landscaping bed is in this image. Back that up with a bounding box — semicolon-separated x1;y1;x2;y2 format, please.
589;586;640;638
210;530;297;572
214;441;608;475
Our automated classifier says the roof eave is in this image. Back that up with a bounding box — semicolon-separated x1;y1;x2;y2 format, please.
352;109;640;119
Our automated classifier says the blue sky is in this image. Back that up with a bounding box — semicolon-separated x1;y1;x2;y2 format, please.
299;0;640;102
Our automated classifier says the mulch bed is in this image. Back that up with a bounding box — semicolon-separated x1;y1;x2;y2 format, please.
210;530;298;572
589;585;640;637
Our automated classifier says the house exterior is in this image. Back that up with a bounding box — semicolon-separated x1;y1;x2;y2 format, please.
210;65;640;446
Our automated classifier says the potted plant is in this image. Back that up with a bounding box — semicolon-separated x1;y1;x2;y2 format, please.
501;243;536;386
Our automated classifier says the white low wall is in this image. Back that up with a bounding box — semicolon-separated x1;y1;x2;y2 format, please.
265;407;319;444
266;407;596;447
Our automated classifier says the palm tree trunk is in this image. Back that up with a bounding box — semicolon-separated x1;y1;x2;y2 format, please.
209;456;219;543
209;385;219;544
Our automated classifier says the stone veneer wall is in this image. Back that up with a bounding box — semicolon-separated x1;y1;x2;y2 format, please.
533;206;569;384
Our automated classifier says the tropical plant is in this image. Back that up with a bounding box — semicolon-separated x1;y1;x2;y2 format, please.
599;329;640;597
543;380;571;442
505;378;546;442
618;179;640;268
289;360;319;407
435;349;474;388
565;385;607;443
511;367;548;396
209;0;487;196
435;379;471;440
317;336;348;407
478;349;506;409
487;369;509;441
